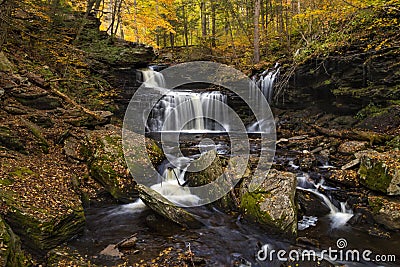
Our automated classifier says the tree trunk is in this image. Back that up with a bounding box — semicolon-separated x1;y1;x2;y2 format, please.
211;0;216;47
253;0;261;64
201;1;207;38
182;4;189;48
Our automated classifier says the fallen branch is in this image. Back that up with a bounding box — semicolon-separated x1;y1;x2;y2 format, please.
49;85;101;120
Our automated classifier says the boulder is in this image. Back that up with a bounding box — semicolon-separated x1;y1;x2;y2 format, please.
368;196;400;230
86;125;164;203
136;184;203;229
0;216;28;267
338;141;368;154
328;169;360;187
357;150;400;195
296;190;331;217
240;169;297;235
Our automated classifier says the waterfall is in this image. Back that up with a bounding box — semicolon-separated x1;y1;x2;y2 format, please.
148;91;229;132
250;65;280;104
120;160;200;212
247;65;279;133
141;68;166;88
296;175;353;229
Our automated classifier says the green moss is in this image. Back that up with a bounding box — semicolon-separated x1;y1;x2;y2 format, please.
9;167;35;179
240;192;273;225
368;197;384;214
359;161;392;193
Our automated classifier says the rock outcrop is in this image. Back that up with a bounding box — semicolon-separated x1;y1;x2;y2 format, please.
240;169;297;235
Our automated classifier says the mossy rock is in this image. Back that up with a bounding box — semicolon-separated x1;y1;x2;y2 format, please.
240;169;297;236
86;125;164;203
46;246;96;267
2;195;85;252
368;196;400;230
358;150;400;195
0;216;29;267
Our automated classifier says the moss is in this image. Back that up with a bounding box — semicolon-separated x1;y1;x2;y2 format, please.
0;216;29;267
240;192;273;225
9;167;35;179
368;197;384;214
359;161;392;193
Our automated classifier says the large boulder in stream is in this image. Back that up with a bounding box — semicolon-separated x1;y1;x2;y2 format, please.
357;150;400;195
368;196;400;230
0;216;28;266
240;169;297;235
136;184;203;229
85;125;164;203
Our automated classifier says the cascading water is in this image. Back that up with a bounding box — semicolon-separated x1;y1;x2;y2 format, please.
148;91;229;132
296;174;353;229
141;68;166;88
247;65;279;132
122;159;200;212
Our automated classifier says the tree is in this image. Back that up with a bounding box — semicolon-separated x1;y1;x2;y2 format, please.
253;0;261;63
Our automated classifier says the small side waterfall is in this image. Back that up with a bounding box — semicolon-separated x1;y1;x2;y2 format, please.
141;68;166;88
297;175;353;229
250;65;280;104
148;91;229;132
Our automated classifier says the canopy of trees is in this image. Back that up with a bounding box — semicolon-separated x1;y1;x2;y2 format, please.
1;0;399;67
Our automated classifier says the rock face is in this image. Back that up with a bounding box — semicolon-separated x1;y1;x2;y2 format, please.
136;184;203;229
357;150;400;195
240;169;297;235
368;196;400;230
276;48;400;113
0;216;27;267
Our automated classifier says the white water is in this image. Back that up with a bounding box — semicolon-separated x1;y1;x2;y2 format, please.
247;67;279;133
141;68;166;88
120;160;200;213
297;175;353;229
149;91;229;132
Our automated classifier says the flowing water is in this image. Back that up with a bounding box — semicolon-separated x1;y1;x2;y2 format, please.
68;67;400;266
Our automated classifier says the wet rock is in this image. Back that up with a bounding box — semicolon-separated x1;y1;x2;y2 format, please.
100;244;123;258
296;190;331;217
296;152;317;171
358;150;400;195
117;235;138;249
338;141;368;154
137;184;204;229
328;170;360;187
12;87;61;110
0;216;28;267
240;169;297;235
145;213;182;233
368;196;400;230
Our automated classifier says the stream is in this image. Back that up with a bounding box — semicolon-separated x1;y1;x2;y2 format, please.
68;67;399;266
